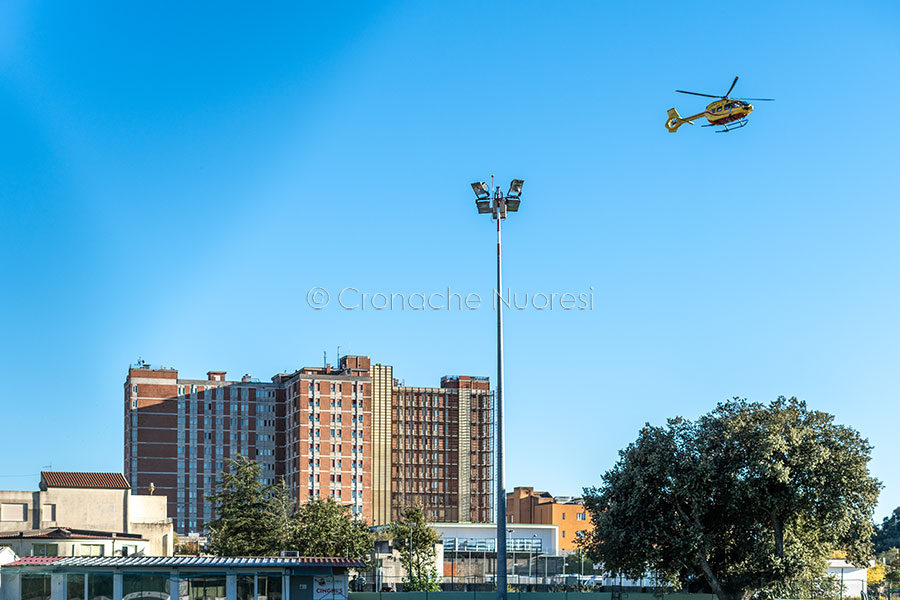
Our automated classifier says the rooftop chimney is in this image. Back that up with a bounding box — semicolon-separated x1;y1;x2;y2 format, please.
207;371;226;382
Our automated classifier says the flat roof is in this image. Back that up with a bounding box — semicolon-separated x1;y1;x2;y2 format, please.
2;556;366;569
0;528;144;541
431;522;557;530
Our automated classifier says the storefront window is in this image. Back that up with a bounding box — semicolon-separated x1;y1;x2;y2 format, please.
179;575;226;600
21;575;51;600
258;575;281;600
88;573;114;600
124;573;171;600
237;575;254;600
67;574;86;600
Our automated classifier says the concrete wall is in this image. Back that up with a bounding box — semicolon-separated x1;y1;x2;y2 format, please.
128;521;172;556
0;493;37;532
41;489;129;532
0;488;173;556
127;494;168;523
375;543;444;589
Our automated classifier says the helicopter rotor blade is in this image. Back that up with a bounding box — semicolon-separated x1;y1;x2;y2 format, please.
675;90;721;98
739;97;775;101
724;76;739;98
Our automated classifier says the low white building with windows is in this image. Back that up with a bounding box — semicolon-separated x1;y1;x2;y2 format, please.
0;556;362;600
0;529;149;561
0;472;172;557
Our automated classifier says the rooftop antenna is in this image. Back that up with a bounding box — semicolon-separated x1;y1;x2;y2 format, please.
337;346;341;364
323;351;327;368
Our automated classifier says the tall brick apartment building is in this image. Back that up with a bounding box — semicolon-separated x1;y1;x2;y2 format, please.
124;356;493;533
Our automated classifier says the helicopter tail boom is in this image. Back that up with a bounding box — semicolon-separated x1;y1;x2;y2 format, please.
665;108;705;132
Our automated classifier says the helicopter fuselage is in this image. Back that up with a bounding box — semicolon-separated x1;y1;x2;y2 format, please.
704;99;753;124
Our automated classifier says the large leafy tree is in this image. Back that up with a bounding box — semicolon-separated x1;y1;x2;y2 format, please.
388;506;441;591
874;507;900;553
207;455;273;556
293;497;374;561
208;458;374;559
582;397;880;600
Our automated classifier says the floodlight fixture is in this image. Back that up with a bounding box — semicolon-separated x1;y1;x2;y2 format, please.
476;200;492;214
506;198;520;212
471;181;490;199
507;179;524;198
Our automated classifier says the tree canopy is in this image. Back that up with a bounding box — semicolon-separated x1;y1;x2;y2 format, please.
874;507;900;554
293;497;374;561
581;397;880;600
387;506;441;591
206;455;373;560
206;455;273;556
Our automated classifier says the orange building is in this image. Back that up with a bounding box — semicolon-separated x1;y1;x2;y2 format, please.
506;486;591;552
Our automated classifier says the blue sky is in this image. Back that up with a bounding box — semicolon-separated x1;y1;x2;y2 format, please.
1;1;899;521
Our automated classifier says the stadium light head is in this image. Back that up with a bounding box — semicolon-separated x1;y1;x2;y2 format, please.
476;200;492;214
506;198;520;212
471;181;490;199
507;179;524;198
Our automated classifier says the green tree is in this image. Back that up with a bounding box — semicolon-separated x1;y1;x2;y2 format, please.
207;455;272;556
293;497;373;561
264;478;299;555
388;506;441;591
874;507;900;553
566;549;602;576
582;397;880;600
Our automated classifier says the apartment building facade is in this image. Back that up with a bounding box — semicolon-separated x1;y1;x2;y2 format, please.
124;366;284;533
506;486;591;552
125;355;492;533
390;376;493;524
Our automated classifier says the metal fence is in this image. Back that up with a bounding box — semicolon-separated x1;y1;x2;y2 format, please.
351;593;719;600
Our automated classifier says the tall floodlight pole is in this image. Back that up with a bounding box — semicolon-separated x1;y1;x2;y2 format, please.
471;176;524;600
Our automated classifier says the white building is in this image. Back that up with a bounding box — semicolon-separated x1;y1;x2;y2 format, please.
0;529;150;560
826;558;870;598
0;472;172;556
432;522;559;585
434;522;559;556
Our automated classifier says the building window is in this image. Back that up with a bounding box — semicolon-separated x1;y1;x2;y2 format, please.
562;513;566;520
40;504;56;522
561;531;565;538
31;543;58;557
80;544;104;557
577;512;586;521
0;503;27;522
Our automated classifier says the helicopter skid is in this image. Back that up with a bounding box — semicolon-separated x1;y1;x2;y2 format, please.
703;118;749;133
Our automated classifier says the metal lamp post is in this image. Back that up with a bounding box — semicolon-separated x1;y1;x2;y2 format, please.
471;176;524;600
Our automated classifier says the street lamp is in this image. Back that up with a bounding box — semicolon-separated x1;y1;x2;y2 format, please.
472;175;524;600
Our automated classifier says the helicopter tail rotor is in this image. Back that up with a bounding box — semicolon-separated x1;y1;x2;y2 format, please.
665;107;689;132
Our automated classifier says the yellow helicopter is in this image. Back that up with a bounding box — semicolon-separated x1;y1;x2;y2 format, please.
665;76;774;133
